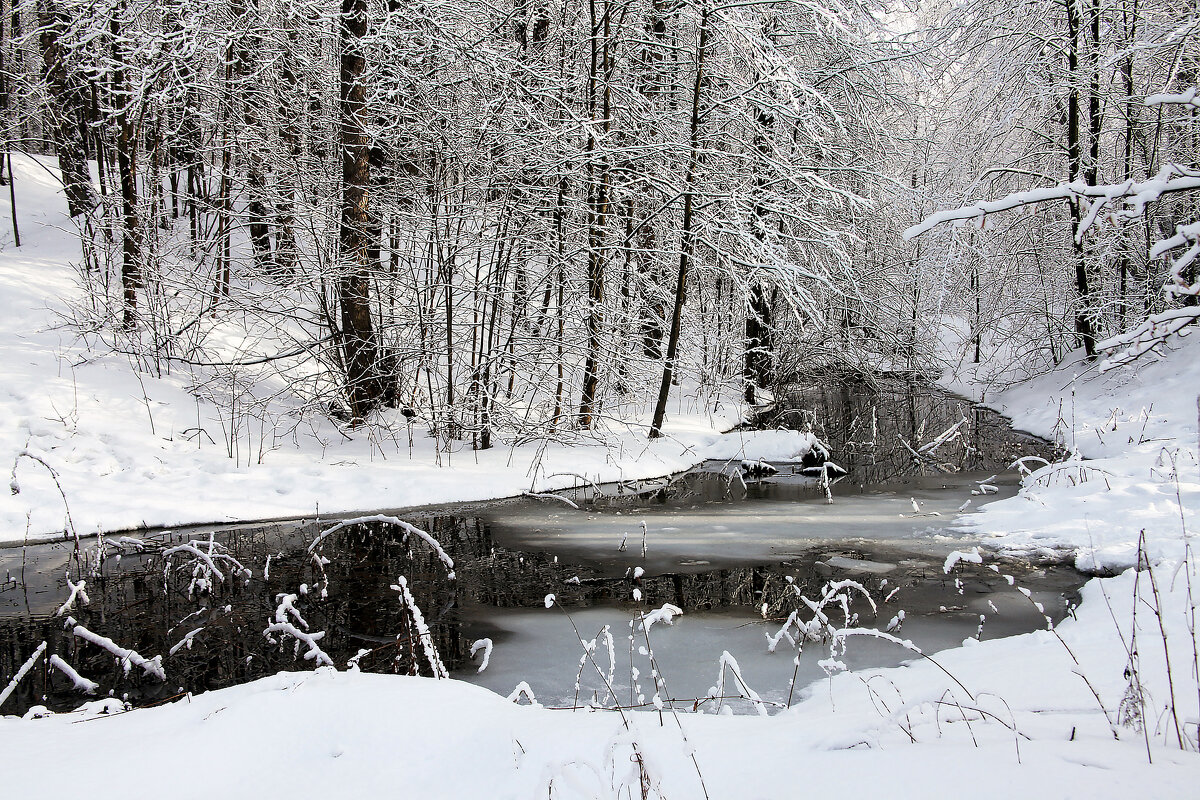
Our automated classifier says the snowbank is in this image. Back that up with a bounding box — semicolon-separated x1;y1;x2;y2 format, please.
948;339;1200;573
1;658;1194;799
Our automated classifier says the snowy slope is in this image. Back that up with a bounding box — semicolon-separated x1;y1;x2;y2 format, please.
950;340;1200;572
0;670;1193;799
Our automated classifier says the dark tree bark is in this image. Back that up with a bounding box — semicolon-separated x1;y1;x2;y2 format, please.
577;0;614;429
0;9;7;190
743;283;773;403
231;0;272;273
5;153;17;247
743;16;778;404
245;165;272;269
1;11;16;246
1064;0;1097;358
111;11;140;328
649;3;709;439
338;0;384;422
637;0;669;361
38;1;94;218
0;8;6;189
1117;0;1138;331
273;23;302;277
215;42;232;301
177;108;201;251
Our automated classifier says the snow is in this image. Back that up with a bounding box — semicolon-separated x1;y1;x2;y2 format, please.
1096;308;1200;372
391;575;449;678
1;155;1199;796
638;603;684;633
470;638;494;673
944;547;983;573
53;572;89;617
903;166;1200;241
64;617;167;681
262;621;334;668
1;665;1195;797
947;339;1200;574
1146;88;1200;109
0;642;46;709
708;651;770;716
46;654;98;694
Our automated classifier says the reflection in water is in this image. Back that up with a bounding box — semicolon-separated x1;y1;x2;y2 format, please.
0;380;1071;717
0;519;871;707
762;377;1056;486
0;519;473;715
539;378;1056;511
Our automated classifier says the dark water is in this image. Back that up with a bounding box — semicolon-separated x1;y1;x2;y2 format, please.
761;377;1056;486
0;380;1075;717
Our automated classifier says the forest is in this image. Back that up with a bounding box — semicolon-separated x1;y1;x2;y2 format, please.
5;0;1197;447
1;2;1200;795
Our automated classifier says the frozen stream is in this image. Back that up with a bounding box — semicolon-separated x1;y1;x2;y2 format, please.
458;467;1080;711
483;468;1023;574
0;379;1082;716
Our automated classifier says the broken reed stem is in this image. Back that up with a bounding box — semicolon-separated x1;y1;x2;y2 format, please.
1137;529;1185;749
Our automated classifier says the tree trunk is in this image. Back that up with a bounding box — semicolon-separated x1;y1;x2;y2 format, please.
1;12;15;246
649;3;709;439
743;18;779;405
577;0;614;429
38;1;94;218
338;0;383;422
0;7;7;190
273;23;302;278
743;283;773;403
216;66;232;301
111;11;140;328
231;0;272;273
1064;0;1096;358
637;0;669;361
1117;0;1138;332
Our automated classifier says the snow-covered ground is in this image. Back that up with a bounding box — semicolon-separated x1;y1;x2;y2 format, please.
946;340;1200;573
1;157;1198;797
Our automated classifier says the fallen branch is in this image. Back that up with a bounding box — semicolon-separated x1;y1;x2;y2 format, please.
522;491;580;510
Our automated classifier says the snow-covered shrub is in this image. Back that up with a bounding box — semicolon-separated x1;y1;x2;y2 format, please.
161;533;252;599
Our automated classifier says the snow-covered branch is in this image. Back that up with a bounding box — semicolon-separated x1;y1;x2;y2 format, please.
309;515;455;580
274;593;309;630
168;627;206;656
1146;87;1199;110
48;654;99;694
54;572;90;617
66;619;166;681
944;548;982;574
392;576;448;679
263;622;335;668
469;638;493;673
162;542;226;582
637;603;684;634
0;642;47;709
903;166;1200;242
1097;308;1200;371
162;536;252;598
706;651;770;716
